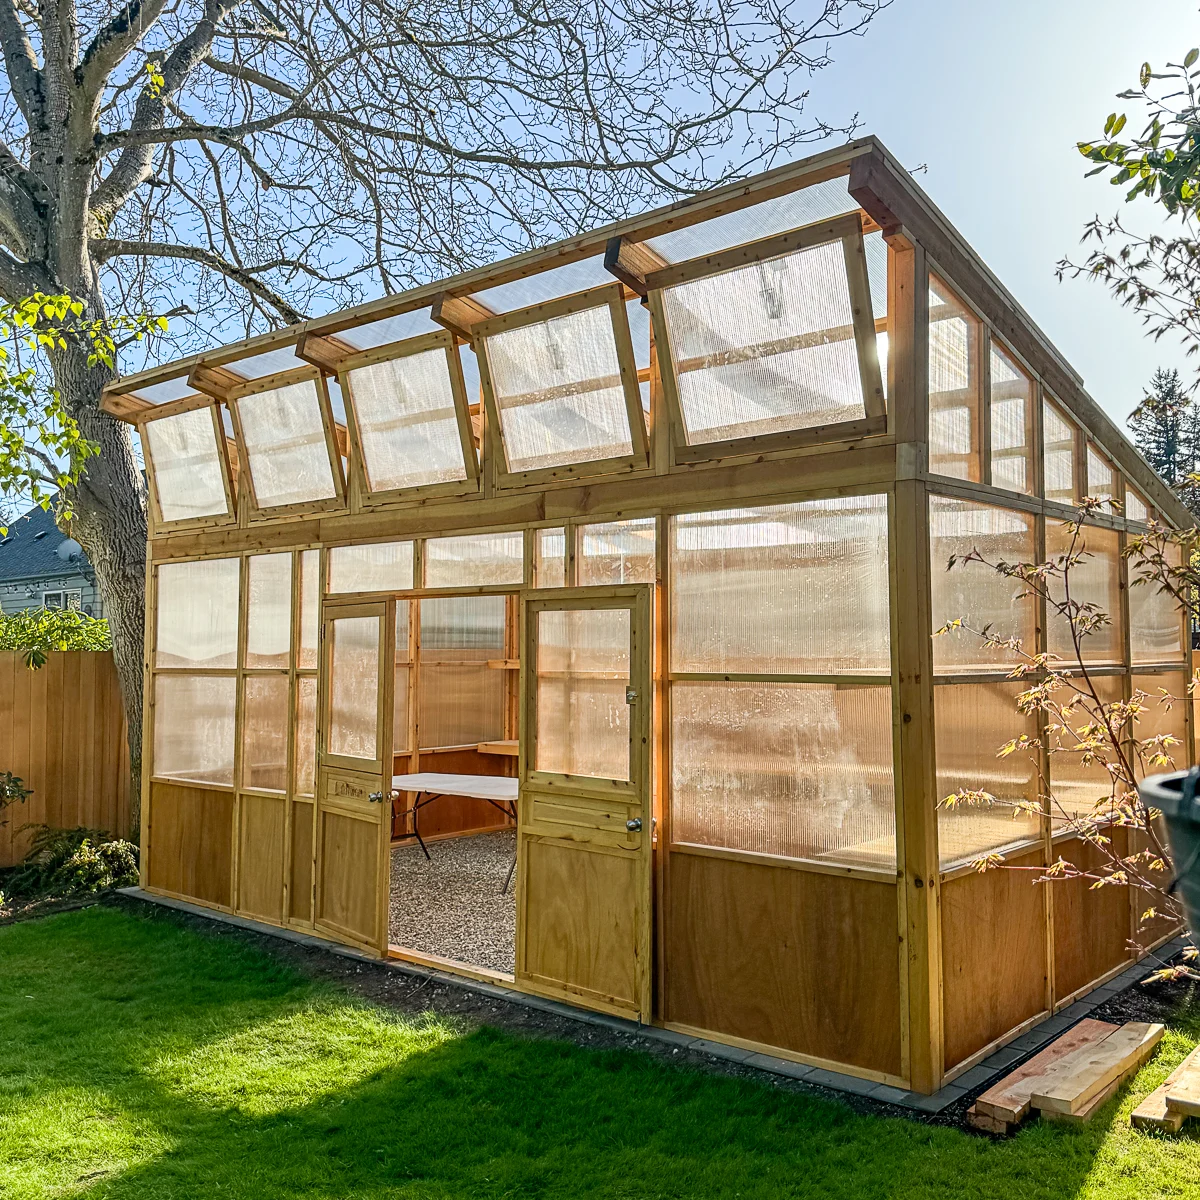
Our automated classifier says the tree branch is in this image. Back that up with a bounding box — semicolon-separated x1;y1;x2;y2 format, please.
0;0;42;125
89;236;306;322
78;0;173;102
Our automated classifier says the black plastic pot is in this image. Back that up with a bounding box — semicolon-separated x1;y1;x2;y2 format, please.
1140;769;1200;937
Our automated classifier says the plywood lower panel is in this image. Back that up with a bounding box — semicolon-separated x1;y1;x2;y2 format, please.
522;838;640;1010
317;808;381;945
146;781;233;908
941;849;1046;1070
237;794;285;924
1053;830;1131;1001
664;849;902;1076
290;800;314;922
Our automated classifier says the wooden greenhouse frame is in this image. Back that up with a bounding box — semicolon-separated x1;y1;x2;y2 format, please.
106;137;1196;1095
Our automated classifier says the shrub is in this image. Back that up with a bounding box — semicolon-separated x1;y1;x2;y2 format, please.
0;608;112;668
4;825;138;899
0;771;31;828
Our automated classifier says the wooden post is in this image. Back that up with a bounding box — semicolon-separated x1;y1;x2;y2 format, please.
890;237;943;1093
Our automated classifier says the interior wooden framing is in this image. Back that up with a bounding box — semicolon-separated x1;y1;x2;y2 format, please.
116;136;1196;1096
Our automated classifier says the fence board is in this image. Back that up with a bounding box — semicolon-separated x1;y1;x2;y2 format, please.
0;651;130;867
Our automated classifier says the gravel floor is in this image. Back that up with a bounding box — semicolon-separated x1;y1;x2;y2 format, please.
389;830;516;974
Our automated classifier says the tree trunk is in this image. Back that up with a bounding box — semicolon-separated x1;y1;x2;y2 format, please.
52;342;148;840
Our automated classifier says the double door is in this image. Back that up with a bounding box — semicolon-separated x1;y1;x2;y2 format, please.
314;586;654;1022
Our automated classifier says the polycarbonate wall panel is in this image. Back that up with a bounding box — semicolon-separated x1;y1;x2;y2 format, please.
346;348;468;491
156;557;240;668
929;498;1037;672
670;496;891;674
1086;444;1115;503
1047;673;1123;818
245;553;291;669
989;344;1034;495
1043;401;1076;504
153;674;237;786
1129;543;1185;664
328;615;380;760
241;674;289;792
661;239;869;445
671;681;895;867
935;681;1042;867
928;276;981;481
295;675;317;796
1045;522;1122;665
535;607;631;780
1132;671;1189;772
298;550;319;669
484;304;634;472
418;596;506;748
1126;489;1149;523
424;531;523;588
578;519;656;586
235;379;337;508
535;528;567;588
327;541;414;593
144;406;230;523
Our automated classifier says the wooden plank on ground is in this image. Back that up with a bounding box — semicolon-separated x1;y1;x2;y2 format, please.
1164;1045;1200;1119
1132;1045;1200;1133
975;1018;1118;1124
967;1104;1014;1135
1042;1072;1124;1125
1031;1023;1164;1116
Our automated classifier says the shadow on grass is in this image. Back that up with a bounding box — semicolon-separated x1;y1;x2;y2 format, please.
0;904;1166;1200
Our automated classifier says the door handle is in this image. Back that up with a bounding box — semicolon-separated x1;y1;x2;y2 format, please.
368;791;386;804
626;817;642;832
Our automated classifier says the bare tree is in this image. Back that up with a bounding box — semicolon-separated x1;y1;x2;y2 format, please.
0;0;887;822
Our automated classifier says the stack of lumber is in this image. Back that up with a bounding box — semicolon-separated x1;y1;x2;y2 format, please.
1130;1045;1200;1133
967;1019;1164;1134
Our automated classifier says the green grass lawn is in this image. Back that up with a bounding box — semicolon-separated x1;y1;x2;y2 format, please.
2;907;1199;1200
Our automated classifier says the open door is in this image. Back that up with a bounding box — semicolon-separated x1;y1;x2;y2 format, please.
315;599;394;954
517;585;653;1020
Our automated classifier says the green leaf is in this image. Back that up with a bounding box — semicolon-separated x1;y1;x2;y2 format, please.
1186;48;1198;68
1140;62;1152;88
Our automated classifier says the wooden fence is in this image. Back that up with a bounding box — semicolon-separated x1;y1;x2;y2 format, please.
0;651;131;867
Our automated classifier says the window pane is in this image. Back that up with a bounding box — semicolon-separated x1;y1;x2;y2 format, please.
1132;671;1189;772
935;682;1042;867
242;675;289;792
418;596;506;748
536;607;630;780
671;681;895;868
1126;488;1149;523
1086;444;1115;503
298;550;319;669
578;518;656;585
485;303;635;472
1043;400;1076;503
235;379;337;508
1047;673;1123;818
928;276;982;481
661;239;871;445
328;541;414;593
328;615;380;760
346;347;469;491
535;528;566;588
989;344;1033;495
1130;542;1184;663
144;406;230;523
153;674;236;786
295;675;317;796
245;553;291;669
929;498;1036;672
1046;522;1122;665
156;558;240;668
670;496;891;674
424;531;523;587
394;603;411;754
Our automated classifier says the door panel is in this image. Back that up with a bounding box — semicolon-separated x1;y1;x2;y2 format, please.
518;586;653;1020
314;601;393;953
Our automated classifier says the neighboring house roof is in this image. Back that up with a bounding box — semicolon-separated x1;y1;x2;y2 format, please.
0;503;91;583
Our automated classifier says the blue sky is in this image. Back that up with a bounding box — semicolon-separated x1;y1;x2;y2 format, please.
804;0;1194;426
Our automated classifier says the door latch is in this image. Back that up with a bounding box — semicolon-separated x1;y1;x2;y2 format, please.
368;791;386;804
625;687;637;704
626;817;642;832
